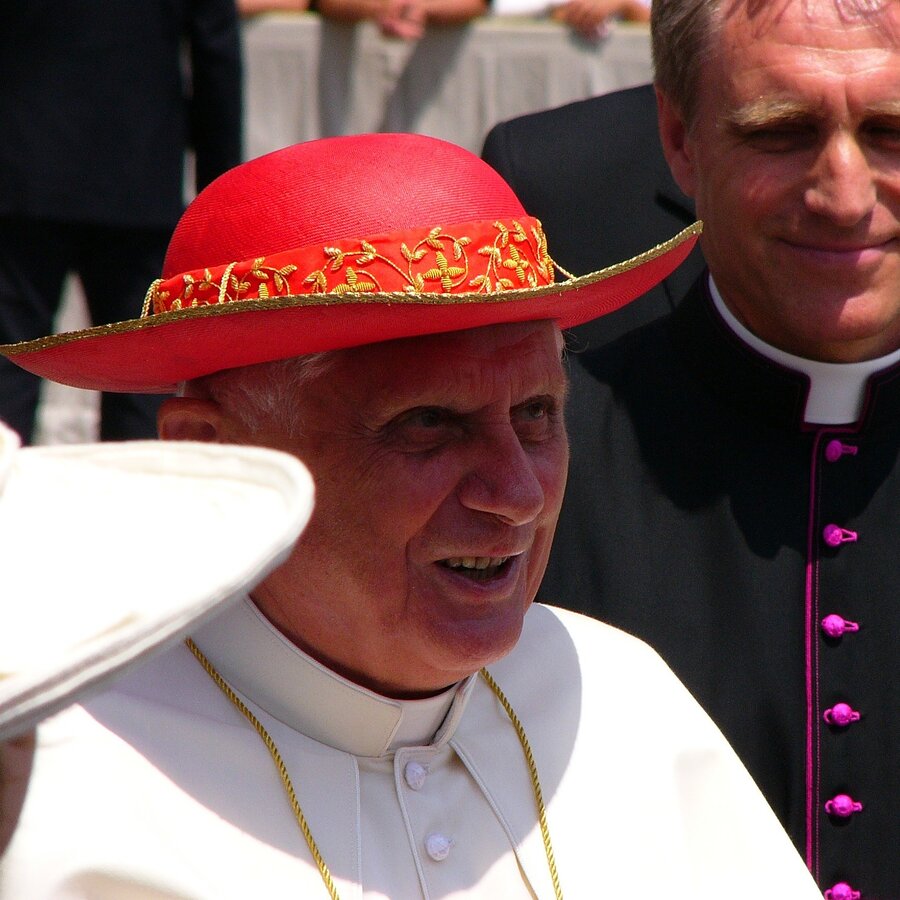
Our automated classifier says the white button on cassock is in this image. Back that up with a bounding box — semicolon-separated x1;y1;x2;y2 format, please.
404;761;428;790
425;833;453;861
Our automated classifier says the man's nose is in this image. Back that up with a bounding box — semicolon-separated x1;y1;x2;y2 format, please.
804;132;877;227
457;427;546;526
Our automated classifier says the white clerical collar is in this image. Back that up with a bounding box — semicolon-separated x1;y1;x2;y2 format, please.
709;277;900;425
191;594;475;758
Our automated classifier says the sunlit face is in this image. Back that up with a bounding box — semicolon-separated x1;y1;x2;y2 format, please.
659;0;900;362
243;321;569;698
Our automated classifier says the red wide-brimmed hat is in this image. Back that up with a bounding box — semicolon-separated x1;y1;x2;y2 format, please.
0;134;700;393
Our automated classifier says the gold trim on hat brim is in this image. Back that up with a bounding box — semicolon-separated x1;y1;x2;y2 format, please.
1;223;701;359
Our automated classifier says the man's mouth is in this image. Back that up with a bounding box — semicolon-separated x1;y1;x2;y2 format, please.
439;556;514;582
781;237;895;264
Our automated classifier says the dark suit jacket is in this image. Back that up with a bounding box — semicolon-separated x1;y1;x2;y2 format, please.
543;278;900;897
482;83;705;348
0;0;242;229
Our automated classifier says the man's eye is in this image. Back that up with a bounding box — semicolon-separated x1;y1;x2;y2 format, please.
864;121;900;149
388;407;456;449
743;127;814;151
513;397;559;440
521;400;549;421
408;407;447;428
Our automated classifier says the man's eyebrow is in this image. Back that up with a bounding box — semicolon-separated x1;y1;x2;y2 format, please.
864;99;900;118
724;98;815;130
725;97;900;130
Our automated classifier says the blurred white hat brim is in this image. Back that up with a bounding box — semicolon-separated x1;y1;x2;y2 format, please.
0;422;314;739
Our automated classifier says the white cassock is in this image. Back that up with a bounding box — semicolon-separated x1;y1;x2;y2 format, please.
1;600;818;899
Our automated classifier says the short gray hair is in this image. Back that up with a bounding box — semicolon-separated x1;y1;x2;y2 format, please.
651;0;897;126
184;353;337;439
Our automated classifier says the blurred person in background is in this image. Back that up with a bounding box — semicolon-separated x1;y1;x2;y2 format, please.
491;0;649;41
239;0;488;41
239;0;310;12
237;0;643;41
0;0;242;444
549;0;648;41
312;0;487;41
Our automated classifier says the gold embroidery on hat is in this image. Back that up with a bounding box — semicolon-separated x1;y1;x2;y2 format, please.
142;280;164;318
218;262;239;305
151;220;554;315
182;268;220;306
304;227;477;297
250;259;299;300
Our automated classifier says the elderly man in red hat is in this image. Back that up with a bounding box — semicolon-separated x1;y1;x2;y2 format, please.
0;134;816;898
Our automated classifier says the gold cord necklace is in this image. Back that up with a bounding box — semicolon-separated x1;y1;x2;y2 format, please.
185;638;563;900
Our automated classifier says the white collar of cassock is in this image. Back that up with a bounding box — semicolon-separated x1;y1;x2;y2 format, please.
709;276;900;425
190;594;474;758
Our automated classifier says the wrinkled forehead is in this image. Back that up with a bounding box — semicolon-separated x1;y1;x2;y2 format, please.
357;320;564;366
334;321;567;408
717;0;900;39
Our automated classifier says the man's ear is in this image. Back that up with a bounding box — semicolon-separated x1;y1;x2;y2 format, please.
157;397;226;443
656;87;697;200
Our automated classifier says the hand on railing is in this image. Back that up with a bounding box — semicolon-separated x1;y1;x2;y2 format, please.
550;0;649;41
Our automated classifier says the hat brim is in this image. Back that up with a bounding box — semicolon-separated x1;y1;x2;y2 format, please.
0;437;314;739
0;224;701;393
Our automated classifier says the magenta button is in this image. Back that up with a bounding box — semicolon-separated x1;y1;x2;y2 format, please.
825;794;863;818
821;615;860;639
825;440;859;463
825;883;861;900
824;703;861;727
823;524;858;547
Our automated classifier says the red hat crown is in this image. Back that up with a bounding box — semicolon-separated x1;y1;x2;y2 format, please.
164;133;527;277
